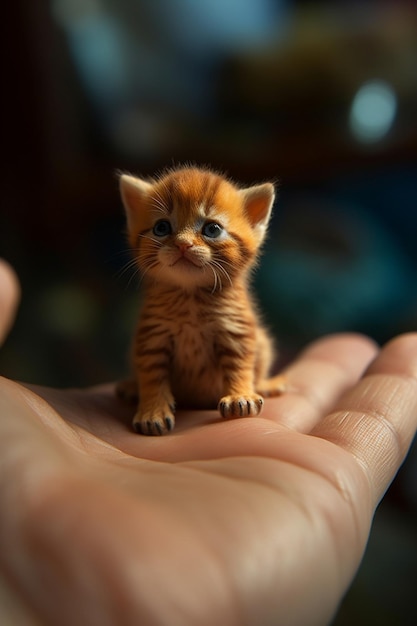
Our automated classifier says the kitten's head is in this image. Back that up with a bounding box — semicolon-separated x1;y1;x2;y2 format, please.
120;166;275;291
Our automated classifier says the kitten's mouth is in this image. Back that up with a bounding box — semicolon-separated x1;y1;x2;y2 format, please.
170;255;202;270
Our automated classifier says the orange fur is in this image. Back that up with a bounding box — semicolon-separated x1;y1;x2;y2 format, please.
117;166;285;435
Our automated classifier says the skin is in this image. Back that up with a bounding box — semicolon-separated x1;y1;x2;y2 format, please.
0;259;416;625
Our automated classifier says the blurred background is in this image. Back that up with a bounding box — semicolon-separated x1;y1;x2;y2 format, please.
1;1;416;623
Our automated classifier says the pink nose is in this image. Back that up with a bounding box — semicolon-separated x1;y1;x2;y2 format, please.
176;241;193;253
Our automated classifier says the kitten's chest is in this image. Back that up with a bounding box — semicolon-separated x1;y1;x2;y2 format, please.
172;306;216;364
166;296;221;407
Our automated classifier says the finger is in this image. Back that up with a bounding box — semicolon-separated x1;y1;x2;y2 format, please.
262;333;378;432
0;260;20;345
312;333;417;506
0;378;75;469
67;334;377;463
28;335;378;465
38;334;377;440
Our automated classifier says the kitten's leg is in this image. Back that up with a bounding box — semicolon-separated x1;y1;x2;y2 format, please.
132;370;175;435
218;358;265;418
132;364;175;435
126;322;176;435
133;382;175;436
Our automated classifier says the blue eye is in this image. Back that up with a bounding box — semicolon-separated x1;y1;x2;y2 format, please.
153;220;172;237
203;222;223;239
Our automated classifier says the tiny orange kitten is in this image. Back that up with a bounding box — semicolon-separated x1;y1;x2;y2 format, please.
118;166;285;435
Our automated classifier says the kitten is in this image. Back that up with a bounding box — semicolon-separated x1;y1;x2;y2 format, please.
117;166;285;435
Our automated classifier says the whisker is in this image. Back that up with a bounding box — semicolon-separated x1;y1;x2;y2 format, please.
208;264;218;294
107;248;134;261
151;190;169;215
143;259;167;287
115;257;140;282
116;239;162;289
114;259;142;290
137;233;163;247
210;260;233;288
213;256;235;272
126;265;142;290
136;259;160;287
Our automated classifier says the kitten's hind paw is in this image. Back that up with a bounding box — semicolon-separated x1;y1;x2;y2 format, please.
132;406;175;436
218;394;264;419
256;375;287;398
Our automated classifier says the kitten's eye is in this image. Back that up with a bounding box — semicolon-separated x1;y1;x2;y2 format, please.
202;222;224;239
153;220;172;237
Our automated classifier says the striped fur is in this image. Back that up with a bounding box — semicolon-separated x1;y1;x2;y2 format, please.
117;166;285;435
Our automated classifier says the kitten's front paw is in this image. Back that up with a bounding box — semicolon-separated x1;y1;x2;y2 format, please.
218;394;264;418
132;405;175;436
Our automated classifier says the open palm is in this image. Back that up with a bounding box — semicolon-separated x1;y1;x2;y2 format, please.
1;260;417;626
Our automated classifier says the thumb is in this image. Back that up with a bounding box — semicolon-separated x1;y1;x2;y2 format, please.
0;260;20;345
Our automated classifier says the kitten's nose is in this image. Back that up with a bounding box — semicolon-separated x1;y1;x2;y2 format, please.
176;241;193;253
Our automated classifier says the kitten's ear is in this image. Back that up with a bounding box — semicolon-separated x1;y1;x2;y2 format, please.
119;174;153;233
240;183;275;240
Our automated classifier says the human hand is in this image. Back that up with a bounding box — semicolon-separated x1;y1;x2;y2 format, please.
0;259;20;345
1;261;416;626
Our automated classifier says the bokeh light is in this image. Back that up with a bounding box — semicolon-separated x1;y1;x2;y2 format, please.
349;79;397;144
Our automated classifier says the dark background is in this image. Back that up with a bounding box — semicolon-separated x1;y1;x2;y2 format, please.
1;1;416;623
